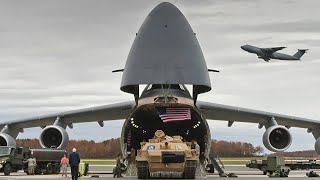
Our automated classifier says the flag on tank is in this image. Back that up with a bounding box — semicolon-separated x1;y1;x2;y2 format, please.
156;107;191;123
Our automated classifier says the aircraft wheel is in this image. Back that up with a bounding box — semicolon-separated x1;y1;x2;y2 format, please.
207;164;214;173
137;161;149;179
184;161;196;179
46;163;53;174
53;165;60;174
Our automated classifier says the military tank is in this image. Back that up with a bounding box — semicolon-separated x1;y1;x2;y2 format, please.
135;130;199;179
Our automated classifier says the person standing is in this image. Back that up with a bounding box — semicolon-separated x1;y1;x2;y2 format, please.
69;148;80;180
195;140;200;156
191;140;200;156
130;148;136;162
60;154;69;177
25;155;37;175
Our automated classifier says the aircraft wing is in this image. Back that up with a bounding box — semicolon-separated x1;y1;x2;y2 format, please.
197;101;320;130
261;46;286;54
0;101;136;130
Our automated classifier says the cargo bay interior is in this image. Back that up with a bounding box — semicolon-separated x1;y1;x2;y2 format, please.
122;106;210;156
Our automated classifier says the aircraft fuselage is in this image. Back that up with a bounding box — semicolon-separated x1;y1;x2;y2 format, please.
241;44;300;61
120;85;211;161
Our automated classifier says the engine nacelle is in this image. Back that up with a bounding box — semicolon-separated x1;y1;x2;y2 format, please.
39;125;69;149
263;125;292;152
0;133;16;147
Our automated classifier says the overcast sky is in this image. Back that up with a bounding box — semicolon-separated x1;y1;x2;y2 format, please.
0;0;320;152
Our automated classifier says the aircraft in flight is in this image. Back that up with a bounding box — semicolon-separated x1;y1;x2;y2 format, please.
0;2;319;175
241;44;308;62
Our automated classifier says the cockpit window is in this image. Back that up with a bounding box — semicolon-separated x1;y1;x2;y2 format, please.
148;84;185;91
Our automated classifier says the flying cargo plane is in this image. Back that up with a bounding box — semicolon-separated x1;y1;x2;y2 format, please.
241;44;308;62
0;2;319;176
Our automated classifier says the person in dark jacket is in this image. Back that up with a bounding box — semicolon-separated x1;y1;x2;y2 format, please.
69;148;80;180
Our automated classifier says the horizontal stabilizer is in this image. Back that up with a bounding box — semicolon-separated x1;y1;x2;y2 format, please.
208;69;220;73
112;69;124;73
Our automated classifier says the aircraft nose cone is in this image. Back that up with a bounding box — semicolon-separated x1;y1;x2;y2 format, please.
241;45;250;51
121;2;211;94
150;2;181;17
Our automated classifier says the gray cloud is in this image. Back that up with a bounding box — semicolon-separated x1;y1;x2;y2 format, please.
0;1;319;151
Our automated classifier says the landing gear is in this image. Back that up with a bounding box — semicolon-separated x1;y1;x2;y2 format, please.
183;161;196;179
206;163;214;173
46;163;53;174
137;161;149;179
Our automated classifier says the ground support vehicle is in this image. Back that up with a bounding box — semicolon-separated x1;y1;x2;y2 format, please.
246;156;290;175
247;157;320;173
286;159;320;170
0;146;66;175
135;130;199;179
0;146;29;175
30;148;67;174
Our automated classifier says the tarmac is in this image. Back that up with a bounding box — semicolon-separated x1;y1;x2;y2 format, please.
0;165;318;179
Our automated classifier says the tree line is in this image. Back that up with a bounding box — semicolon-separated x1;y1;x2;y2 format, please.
273;150;319;158
17;138;264;158
210;140;264;157
17;138;121;159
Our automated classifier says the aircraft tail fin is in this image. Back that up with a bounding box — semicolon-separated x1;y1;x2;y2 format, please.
293;49;308;59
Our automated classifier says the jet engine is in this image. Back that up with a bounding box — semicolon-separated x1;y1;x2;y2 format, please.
0;133;16;147
263;125;292;152
39;125;69;149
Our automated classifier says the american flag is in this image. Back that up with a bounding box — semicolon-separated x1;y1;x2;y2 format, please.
156;107;191;123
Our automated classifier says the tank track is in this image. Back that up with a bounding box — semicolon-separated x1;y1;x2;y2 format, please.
184;160;197;179
136;161;149;179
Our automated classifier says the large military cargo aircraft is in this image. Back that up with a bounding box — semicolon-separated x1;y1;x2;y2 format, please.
241;44;308;62
0;2;319;168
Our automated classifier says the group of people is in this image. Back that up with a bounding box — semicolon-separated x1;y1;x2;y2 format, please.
60;148;81;180
24;148;80;180
63;148;126;179
24;147;126;179
24;139;198;178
